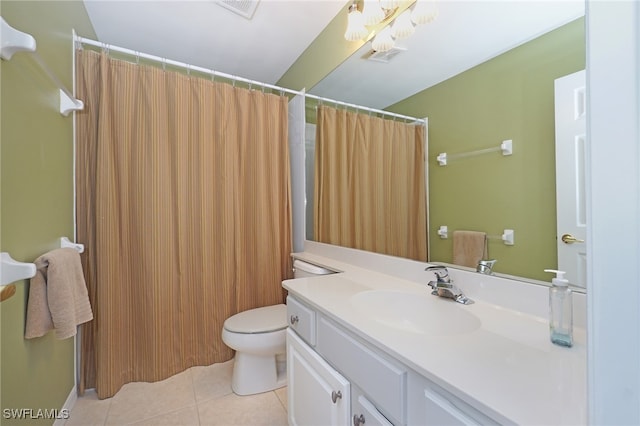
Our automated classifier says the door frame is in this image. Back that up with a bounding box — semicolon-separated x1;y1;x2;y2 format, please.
587;1;640;423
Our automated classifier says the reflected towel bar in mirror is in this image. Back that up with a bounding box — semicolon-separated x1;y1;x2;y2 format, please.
437;140;513;166
438;227;514;245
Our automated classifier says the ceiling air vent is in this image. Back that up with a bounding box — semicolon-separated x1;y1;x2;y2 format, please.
363;46;408;64
214;0;260;20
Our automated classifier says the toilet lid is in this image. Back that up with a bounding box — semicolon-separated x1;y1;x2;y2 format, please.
224;304;287;334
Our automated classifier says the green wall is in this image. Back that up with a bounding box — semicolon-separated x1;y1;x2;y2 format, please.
0;2;96;424
388;18;585;281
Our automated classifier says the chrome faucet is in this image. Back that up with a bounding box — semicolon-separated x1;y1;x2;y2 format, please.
425;266;474;305
476;259;497;275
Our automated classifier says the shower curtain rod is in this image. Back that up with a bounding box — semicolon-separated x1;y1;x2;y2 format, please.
74;36;425;124
305;93;426;124
74;36;302;97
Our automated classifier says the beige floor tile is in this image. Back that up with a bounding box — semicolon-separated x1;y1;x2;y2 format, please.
198;391;287;426
129;405;200;426
65;390;112;426
105;369;196;425
191;360;234;402
274;387;288;412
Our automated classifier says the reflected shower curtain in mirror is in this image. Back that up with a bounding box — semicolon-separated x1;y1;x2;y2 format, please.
314;105;427;261
75;50;292;399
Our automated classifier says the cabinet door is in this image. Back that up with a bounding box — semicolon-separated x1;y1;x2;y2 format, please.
352;393;394;426
422;387;480;426
287;329;350;426
408;373;497;426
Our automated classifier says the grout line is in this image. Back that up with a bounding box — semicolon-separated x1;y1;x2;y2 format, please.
274;388;288;413
189;366;203;426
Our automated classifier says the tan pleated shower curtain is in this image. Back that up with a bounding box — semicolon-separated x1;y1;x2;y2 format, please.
314;105;427;261
75;50;292;398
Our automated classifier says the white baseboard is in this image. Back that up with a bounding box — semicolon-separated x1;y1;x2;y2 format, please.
53;385;77;426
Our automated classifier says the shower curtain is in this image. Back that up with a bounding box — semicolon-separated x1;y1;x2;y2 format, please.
75;50;292;398
314;105;427;261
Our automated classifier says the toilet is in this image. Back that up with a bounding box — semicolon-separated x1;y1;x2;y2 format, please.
222;259;334;395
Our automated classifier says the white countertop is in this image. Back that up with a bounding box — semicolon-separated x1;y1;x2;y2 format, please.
283;251;587;425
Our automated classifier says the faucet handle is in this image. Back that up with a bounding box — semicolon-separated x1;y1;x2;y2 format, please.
476;259;497;275
425;265;451;282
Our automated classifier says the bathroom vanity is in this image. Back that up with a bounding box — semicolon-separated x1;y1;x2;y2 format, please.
283;243;586;425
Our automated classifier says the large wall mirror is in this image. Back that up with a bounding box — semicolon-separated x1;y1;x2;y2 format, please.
303;1;586;287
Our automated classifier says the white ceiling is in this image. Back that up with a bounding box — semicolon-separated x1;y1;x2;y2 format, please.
82;0;585;110
82;0;347;84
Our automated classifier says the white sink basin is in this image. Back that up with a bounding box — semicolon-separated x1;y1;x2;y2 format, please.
350;290;481;335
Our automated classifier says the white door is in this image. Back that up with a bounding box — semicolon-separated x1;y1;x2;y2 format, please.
554;70;587;288
287;329;350;426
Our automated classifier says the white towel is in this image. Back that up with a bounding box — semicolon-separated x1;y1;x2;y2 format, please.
25;248;93;339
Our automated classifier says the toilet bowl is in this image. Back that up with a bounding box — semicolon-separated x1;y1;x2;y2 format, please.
222;304;288;395
221;260;335;396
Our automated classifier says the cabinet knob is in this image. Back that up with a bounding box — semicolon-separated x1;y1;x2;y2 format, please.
331;390;342;403
353;414;365;426
290;315;299;325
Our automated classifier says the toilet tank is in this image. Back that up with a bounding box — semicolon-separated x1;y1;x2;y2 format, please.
293;259;335;278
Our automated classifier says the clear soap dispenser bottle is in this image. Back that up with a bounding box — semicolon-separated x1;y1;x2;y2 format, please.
545;269;573;347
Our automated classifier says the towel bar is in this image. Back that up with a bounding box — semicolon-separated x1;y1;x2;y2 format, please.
487;229;515;246
438;227;515;245
437;140;513;166
60;237;84;253
1;17;83;115
1;252;36;286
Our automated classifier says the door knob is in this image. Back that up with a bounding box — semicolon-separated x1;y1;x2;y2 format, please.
331;390;342;403
561;233;585;244
353;414;365;426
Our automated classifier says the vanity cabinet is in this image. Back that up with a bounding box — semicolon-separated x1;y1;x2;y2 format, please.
287;295;497;426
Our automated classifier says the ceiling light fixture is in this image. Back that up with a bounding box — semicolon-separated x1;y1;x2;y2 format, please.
344;2;369;42
344;0;438;53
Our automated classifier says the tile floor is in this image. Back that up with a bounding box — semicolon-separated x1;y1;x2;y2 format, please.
65;360;288;425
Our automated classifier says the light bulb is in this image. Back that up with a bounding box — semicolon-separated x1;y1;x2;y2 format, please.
411;0;438;25
344;5;369;41
391;10;415;40
362;0;385;26
371;27;395;52
380;0;400;10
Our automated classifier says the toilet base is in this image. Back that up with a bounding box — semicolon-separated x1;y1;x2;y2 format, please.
231;352;287;396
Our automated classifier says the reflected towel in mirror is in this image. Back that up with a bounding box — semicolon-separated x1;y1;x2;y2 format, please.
452;230;488;268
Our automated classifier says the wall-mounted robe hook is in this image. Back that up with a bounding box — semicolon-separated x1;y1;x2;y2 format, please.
60;237;84;253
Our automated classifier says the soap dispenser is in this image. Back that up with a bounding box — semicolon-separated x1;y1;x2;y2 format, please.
545;269;573;347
